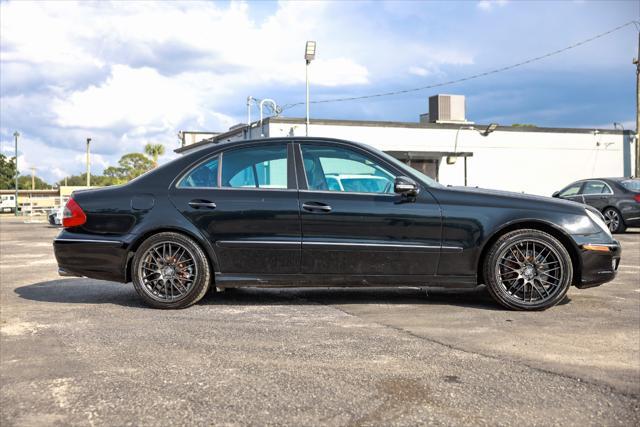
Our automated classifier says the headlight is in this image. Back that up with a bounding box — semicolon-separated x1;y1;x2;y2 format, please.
585;209;612;238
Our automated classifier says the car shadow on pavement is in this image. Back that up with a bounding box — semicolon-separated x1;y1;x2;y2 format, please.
15;279;570;311
15;279;146;308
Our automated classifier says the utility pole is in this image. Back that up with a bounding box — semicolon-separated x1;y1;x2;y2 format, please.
304;41;317;137
31;167;35;190
13;131;19;216
635;30;640;177
86;137;91;187
246;96;253;140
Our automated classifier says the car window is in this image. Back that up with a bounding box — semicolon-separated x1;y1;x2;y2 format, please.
621;179;640;192
221;145;288;189
559;182;582;197
178;156;219;188
582;180;610;195
301;145;395;194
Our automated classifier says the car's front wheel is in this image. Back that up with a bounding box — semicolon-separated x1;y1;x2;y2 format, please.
603;207;626;234
132;232;211;309
483;229;573;311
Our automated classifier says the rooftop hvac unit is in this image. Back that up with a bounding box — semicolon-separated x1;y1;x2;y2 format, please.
428;94;467;123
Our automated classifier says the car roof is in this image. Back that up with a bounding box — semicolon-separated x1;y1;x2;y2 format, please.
190;137;374;157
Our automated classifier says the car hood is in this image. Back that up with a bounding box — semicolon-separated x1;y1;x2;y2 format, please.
443;185;587;213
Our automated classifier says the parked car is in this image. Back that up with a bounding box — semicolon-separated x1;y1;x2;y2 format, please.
54;137;621;311
552;178;640;233
48;206;64;226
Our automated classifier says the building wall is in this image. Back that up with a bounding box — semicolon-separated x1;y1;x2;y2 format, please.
269;121;631;196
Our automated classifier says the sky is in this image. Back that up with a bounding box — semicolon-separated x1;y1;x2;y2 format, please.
0;0;637;184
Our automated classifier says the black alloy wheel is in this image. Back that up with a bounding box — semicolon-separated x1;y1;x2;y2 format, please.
484;229;573;311
132;232;211;309
603;207;626;234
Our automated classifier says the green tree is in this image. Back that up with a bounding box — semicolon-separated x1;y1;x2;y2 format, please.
118;153;153;180
17;174;50;190
144;143;165;168
57;152;154;188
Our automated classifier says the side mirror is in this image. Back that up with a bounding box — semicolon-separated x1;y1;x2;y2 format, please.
552;191;560;198
394;176;419;197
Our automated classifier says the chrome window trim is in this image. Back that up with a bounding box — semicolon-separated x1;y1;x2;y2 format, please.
583;180;614;196
174;187;296;192
298;189;396;198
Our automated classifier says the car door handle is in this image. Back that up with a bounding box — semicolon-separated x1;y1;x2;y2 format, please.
188;200;217;209
302;202;332;213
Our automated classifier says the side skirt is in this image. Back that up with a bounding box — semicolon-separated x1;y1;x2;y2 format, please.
214;273;478;289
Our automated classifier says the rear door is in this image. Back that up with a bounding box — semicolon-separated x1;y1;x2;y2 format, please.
169;142;300;274
581;180;613;211
295;142;442;276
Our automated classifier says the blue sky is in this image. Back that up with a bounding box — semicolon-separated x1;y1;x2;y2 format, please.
0;0;637;183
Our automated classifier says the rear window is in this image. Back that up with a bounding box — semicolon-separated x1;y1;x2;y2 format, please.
621;179;640;192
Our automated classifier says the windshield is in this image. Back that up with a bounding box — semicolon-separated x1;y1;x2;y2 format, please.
621;179;640;192
373;147;444;188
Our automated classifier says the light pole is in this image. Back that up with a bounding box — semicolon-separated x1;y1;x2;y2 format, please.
634;30;639;177
13;131;19;216
304;41;316;137
86;138;91;187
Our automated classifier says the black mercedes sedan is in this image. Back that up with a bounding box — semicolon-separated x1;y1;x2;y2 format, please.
54;137;621;310
552;177;640;233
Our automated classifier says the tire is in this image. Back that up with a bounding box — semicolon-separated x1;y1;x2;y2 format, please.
483;229;573;311
602;207;626;234
132;232;211;309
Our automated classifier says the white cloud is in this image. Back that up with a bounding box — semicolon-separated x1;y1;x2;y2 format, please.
477;0;509;11
408;66;429;77
2;0;630;184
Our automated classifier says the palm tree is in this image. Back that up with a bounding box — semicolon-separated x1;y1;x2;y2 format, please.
144;143;165;168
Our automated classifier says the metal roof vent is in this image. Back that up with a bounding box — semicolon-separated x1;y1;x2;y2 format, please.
427;94;468;124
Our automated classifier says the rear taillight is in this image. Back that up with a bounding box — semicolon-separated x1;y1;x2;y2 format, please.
62;198;87;228
634;193;640;203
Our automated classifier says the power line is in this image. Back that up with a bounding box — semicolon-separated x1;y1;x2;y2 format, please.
281;20;638;112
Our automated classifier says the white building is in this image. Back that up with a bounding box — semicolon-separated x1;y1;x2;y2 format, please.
176;96;634;197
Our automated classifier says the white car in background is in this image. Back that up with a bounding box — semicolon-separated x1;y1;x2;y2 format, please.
48;206;64;226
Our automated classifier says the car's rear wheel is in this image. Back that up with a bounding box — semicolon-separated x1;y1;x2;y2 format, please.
132;232;211;309
603;207;626;234
483;229;573;311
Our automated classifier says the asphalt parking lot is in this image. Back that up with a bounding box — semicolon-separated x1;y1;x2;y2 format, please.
1;216;639;426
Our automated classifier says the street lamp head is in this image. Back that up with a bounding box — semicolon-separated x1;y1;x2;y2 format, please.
305;41;316;62
13;131;20;138
86;137;92;143
485;123;498;134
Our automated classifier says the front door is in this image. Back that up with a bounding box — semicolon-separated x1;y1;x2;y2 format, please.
296;142;442;276
557;181;585;204
169;142;300;274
